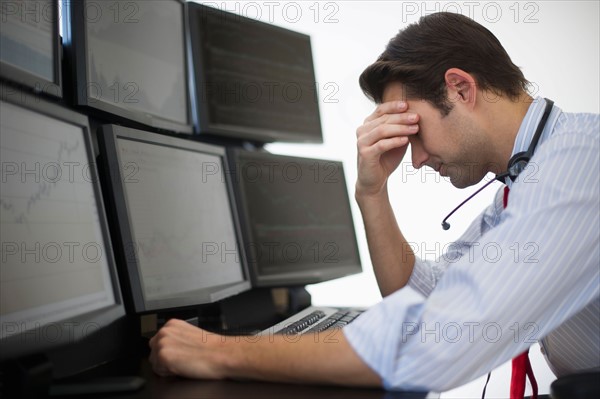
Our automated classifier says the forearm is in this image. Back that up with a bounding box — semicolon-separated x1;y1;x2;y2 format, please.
150;319;381;386
356;187;415;297
224;332;381;387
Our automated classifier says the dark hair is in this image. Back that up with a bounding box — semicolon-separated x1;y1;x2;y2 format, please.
359;12;529;115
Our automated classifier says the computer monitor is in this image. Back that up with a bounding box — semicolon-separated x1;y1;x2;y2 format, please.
0;0;62;97
228;149;362;287
0;85;125;372
97;125;251;314
188;3;323;143
62;0;192;133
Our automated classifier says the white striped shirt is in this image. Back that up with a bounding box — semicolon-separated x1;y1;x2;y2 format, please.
344;97;600;391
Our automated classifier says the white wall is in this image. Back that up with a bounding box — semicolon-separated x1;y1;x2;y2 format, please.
195;1;599;396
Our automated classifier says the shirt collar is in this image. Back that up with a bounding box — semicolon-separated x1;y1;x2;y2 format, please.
502;96;560;187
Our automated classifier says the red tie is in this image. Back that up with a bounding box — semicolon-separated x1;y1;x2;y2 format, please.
504;186;538;399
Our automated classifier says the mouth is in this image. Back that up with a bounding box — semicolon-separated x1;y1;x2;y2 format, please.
428;162;448;177
429;163;441;173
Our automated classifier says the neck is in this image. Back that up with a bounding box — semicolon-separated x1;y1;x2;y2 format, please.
485;92;533;173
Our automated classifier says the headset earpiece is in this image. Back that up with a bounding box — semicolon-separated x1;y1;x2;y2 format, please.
506;152;531;181
499;98;554;183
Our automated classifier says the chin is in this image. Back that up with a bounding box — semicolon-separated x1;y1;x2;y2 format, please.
451;181;471;189
450;176;478;189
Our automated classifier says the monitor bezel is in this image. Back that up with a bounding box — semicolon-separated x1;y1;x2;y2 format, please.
0;0;63;98
97;125;252;314
187;2;324;144
228;149;362;288
62;0;193;134
0;84;125;363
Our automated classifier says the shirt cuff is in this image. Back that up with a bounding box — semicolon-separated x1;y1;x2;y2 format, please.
343;286;426;389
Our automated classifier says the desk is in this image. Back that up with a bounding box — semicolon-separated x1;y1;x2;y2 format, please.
53;357;437;399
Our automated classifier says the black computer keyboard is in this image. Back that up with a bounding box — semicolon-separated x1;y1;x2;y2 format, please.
268;307;365;335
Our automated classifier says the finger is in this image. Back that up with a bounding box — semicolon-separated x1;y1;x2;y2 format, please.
152;352;175;377
161;320;217;349
358;122;418;149
357;112;419;141
158;319;194;340
359;112;419;136
148;335;180;377
148;339;165;375
358;136;409;160
364;101;408;123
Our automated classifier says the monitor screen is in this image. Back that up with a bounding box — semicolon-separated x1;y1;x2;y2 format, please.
97;125;251;313
229;150;362;287
63;0;192;133
0;86;124;362
188;3;323;143
0;0;62;97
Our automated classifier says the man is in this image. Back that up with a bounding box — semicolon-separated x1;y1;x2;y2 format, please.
149;12;599;392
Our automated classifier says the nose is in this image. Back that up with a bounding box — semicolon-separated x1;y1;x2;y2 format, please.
410;138;429;169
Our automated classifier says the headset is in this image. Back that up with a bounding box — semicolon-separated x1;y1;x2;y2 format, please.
441;98;554;230
496;98;555;182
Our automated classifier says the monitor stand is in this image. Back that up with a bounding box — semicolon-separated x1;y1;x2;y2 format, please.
219;288;282;333
51;316;143;396
0;354;144;397
287;287;312;315
152;287;314;335
218;287;313;333
0;354;53;398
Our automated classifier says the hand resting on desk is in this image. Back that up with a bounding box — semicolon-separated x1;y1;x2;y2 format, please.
148;318;381;387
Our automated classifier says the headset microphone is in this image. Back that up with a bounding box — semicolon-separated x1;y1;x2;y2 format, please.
441;99;554;230
441;178;499;230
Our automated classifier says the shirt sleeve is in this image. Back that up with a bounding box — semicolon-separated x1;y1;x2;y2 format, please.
407;186;505;297
344;121;600;391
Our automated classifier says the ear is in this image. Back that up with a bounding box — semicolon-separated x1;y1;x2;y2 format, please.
445;68;477;110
